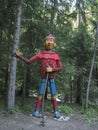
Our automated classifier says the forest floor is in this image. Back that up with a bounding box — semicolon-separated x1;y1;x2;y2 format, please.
0;109;98;130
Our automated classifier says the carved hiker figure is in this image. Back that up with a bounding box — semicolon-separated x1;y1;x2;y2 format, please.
15;34;62;118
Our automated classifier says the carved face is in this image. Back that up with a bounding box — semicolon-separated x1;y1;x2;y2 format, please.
44;38;56;50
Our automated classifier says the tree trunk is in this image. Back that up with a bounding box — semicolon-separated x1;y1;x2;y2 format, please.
85;23;98;110
7;2;22;109
75;77;82;104
75;55;82;104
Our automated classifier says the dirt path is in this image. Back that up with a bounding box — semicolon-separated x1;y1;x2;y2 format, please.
0;111;98;130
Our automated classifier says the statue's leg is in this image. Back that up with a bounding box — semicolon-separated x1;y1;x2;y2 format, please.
49;79;60;118
33;94;42;117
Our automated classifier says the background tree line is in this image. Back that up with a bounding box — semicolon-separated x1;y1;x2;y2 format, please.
0;0;98;109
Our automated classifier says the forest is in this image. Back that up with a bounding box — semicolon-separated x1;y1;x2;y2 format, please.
0;0;98;115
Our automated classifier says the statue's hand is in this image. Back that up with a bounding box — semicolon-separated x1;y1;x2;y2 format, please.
15;50;22;56
46;66;53;72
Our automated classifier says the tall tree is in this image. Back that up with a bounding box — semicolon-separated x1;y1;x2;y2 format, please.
85;0;98;109
7;1;22;108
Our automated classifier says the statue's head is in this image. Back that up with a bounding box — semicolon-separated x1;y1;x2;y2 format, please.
44;34;56;50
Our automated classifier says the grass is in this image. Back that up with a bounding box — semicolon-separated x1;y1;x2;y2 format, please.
84;107;98;124
58;104;73;115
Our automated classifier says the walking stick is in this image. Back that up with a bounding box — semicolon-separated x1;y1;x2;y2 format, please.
40;73;49;126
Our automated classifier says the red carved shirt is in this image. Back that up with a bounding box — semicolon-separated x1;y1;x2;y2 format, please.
29;50;62;78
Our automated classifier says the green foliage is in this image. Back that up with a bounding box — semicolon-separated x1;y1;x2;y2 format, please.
59;105;73;115
45;103;53;112
84;107;98;124
3;105;21;116
45;102;74;115
6;108;14;115
85;108;98;117
22;104;33;113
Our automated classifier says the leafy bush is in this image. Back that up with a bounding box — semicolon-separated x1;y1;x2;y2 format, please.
84;107;98;124
58;105;73;115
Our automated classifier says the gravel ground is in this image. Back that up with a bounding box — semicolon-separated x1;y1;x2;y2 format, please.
0;111;98;130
